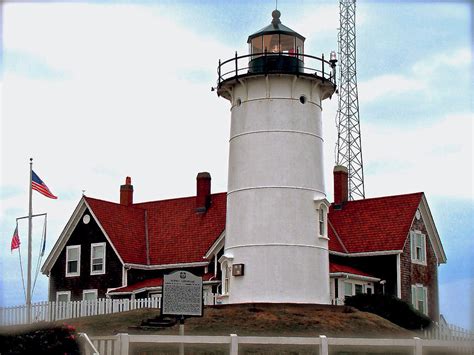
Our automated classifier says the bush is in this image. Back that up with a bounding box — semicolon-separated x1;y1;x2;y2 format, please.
344;294;432;330
0;323;80;355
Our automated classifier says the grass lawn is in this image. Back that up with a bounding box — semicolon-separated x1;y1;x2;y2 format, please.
0;303;415;338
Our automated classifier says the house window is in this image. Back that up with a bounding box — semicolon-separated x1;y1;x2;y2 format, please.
355;284;363;295
411;231;426;264
56;291;71;303
344;282;352;297
90;242;106;275
411;284;428;315
83;289;98;301
66;245;80;277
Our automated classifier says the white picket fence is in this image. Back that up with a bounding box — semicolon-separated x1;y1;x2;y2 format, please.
80;333;474;355
0;297;161;326
424;321;474;342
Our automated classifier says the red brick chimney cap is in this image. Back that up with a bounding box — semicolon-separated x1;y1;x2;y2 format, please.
333;165;348;173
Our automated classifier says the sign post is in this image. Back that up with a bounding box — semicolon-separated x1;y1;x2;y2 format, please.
162;271;203;355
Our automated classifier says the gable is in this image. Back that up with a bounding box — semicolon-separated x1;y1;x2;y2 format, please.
41;197;125;275
403;194;446;264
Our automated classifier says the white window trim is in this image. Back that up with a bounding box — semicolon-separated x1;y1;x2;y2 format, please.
66;245;81;277
314;199;330;240
411;231;427;266
56;291;71;303
82;289;98;301
90;242;106;275
411;284;428;316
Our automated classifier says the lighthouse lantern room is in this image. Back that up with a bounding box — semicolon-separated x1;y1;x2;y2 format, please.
217;10;336;305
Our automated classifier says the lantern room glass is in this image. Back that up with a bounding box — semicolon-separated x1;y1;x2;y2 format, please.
250;34;302;58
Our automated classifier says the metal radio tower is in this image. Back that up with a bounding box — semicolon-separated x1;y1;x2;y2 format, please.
335;0;365;200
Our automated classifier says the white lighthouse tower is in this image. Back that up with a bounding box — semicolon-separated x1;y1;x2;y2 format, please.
217;10;336;304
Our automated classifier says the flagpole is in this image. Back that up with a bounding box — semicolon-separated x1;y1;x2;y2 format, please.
26;158;33;323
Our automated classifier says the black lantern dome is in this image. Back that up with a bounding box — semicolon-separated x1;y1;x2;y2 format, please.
247;10;305;74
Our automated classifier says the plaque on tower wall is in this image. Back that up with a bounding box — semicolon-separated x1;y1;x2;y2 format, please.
162;271;203;317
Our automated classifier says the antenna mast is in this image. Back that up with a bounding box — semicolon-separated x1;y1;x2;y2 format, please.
335;0;365;200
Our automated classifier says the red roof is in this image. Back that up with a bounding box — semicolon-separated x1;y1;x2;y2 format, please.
328;192;423;254
85;193;226;265
85;191;422;266
111;277;164;293
329;262;377;279
86;197;147;264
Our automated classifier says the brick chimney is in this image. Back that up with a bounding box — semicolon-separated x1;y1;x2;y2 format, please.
120;176;133;206
196;172;211;212
333;165;348;207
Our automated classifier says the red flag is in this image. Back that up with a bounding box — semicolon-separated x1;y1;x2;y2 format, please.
11;225;20;252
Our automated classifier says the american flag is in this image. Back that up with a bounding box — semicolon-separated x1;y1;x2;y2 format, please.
32;171;57;199
11;224;20;252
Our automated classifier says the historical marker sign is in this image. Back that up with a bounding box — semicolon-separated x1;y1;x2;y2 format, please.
162;271;203;317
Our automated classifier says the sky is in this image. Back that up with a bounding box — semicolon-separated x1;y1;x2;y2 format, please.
0;0;472;329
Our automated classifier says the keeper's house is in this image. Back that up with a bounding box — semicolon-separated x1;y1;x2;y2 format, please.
41;167;446;321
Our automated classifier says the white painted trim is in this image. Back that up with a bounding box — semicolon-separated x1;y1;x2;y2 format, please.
56;291;71;302
123;261;209;270
66;245;81;277
419;195;447;263
396;254;401;298
227;186;325;196
329;250;403;257
329;272;380;282
226;243;328;251
204;230;226;259
122;266;128;287
230;129;324;142
90;242;106;275
83;289;98;300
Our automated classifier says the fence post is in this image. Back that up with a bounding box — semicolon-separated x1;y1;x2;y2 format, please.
413;337;422;355
118;333;129;355
230;334;239;355
320;335;328;355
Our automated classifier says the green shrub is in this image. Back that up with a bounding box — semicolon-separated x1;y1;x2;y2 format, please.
344;294;432;330
0;323;80;355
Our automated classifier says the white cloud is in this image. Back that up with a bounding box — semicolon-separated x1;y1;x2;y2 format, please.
412;48;472;76
362;112;473;199
358;47;471;104
358;74;427;104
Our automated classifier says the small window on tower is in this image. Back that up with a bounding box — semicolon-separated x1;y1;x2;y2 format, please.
319;208;325;236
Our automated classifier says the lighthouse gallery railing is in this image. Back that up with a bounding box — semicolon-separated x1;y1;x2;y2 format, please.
217;52;336;87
